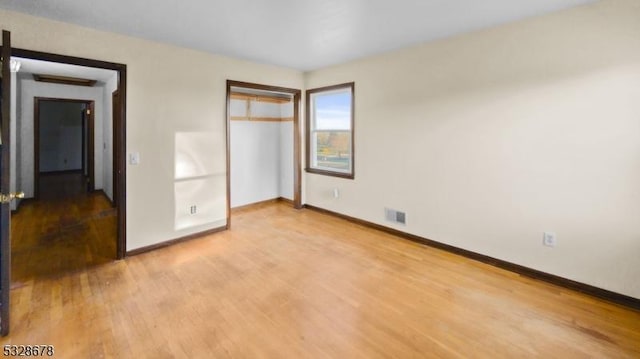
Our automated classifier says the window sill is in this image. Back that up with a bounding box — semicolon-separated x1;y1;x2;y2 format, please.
305;167;354;180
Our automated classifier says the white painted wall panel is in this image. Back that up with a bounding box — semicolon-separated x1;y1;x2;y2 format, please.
9;71;18;210
280;102;294;118
279;121;294;200
102;73;118;201
230;97;295;207
250;101;281;118
174;175;226;231
304;0;640;298
229;99;246;117
175;132;224;180
0;8;304;251
230;121;281;207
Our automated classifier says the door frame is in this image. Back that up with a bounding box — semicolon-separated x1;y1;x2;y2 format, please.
34;98;94;197
11;47;127;259
1;29;12;337
111;90;120;208
225;80;302;228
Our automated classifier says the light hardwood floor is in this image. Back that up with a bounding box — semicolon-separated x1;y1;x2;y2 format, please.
2;198;639;358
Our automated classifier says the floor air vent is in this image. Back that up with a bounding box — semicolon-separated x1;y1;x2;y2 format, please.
385;208;406;225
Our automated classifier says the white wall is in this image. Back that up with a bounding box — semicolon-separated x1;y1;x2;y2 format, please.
230;99;295;207
17;78;106;197
230;120;282;207
0;8;304;250
279;102;294;200
174;132;225;230
102;73;118;201
38;101;84;172
304;0;640;299
9;70;18;210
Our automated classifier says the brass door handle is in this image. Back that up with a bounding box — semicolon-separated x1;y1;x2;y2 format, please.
0;192;25;204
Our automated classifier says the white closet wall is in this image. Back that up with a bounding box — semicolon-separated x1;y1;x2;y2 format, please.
230;94;294;208
279;102;294;200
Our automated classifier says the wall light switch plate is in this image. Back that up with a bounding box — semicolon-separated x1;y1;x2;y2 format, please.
543;232;557;247
129;152;140;165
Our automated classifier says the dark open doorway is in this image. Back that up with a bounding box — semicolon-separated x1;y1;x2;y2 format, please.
11;48;127;259
1;32;127;338
34;98;95;198
10;64;121;283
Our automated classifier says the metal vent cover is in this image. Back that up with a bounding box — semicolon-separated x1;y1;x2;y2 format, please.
385;208;406;225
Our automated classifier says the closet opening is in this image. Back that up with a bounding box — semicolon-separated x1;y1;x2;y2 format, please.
225;81;301;226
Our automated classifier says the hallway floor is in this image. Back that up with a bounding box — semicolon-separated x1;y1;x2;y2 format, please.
11;172;116;284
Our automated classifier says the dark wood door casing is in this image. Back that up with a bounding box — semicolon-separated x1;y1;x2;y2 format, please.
9;47;127;259
112;90;119;207
0;29;12;337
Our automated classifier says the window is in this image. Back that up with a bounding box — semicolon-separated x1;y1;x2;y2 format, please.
306;82;354;179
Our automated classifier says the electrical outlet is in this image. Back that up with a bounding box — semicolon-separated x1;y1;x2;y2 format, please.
129;152;140;165
333;188;340;199
189;205;197;215
543;232;557;247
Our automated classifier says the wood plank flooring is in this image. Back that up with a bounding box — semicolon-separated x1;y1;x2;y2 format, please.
2;199;639;358
11;172;116;284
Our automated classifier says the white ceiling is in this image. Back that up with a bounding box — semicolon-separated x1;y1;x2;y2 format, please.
1;0;595;71
13;57;117;83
